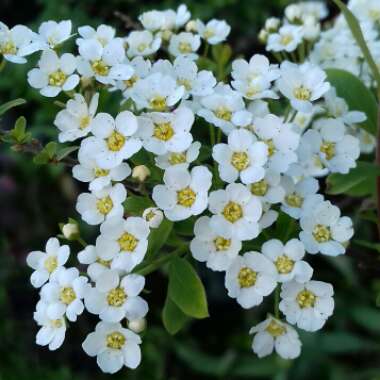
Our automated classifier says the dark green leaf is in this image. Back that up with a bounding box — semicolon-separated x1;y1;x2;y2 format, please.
0;98;26;116
325;69;378;135
320;332;380;353
350;306;380;334
146;218;173;259
162;294;189;335
168;257;209;319
56;146;79;161
124;195;154;215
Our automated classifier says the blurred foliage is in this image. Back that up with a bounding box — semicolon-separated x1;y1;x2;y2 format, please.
2;0;380;379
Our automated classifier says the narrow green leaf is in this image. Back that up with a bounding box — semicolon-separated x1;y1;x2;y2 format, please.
326;161;380;197
354;239;380;253
124;195;154;215
162;294;189;335
0;98;26;116
168;257;209;319
146;218;173;259
325;69;378;134
331;0;380;88
56;145;79;161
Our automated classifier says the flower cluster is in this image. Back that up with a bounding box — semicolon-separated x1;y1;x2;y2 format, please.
1;1;365;373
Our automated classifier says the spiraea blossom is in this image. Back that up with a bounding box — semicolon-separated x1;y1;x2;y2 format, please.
10;0;366;373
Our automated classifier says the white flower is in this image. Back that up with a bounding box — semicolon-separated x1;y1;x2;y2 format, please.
261;239;313;283
281;176;322;219
78;245;112;281
212;129;268;184
277;61;330;113
299;200;353;256
54;93;99;142
254;114;300;174
208;183;262;241
267;25;303;53
83;111;141;169
82;321;142;374
132;165;150;182
132;72;185;111
26;237;70;288
231;54;280;100
172;56;216;98
280;280;334;331
0;22;37;64
96;216;150;272
142;207;164;229
27;49;79;97
77;24;116;47
249;170;285;204
250;316;301;359
155;141;201;170
85;270;148;322
153;165;212;221
34;300;66;351
76;183;127;225
126;31;161;57
169;32;201;59
225;252;277;308
40;267;89;322
196;19;231;45
77;38;133;85
73;141;131;192
138;106;194;155
355;128;376;154
198;83;245;135
34;20;72;49
190;216;242;271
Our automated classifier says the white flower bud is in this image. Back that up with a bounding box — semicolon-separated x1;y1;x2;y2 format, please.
132;165;151;182
302;16;320;41
128;318;146;333
285;4;302;22
185;20;198;33
265;17;280;32
258;29;268;44
62;223;79;240
143;207;164;229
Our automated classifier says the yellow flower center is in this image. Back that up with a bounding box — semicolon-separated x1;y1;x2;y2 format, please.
296;289;316;309
168;152;186;165
107;131;126;151
59;287;76;305
48;70;67;87
124;75;139;88
285;193;303;208
94;167;110;178
204;28;215;39
96;258;112;267
145;210;156;221
177;78;192;91
79;116;91;130
137;43;148;52
238;267;257;288
293;86;311;101
265;139;276;157
246;84;261;98
177;187;196;207
223;201;243;223
106;331;126;349
107;287;126;307
96;196;113;215
149;96;167;111
91;60;109;76
250;180;268;196
213;237;232;251
280;34;293;46
265;319;286;337
118;232;139;252
1;41;17;55
178;41;192;54
153;122;174;141
231;151;250;171
369;9;380;21
275;255;294;274
320;142;336;160
312;224;331;243
44;255;58;273
214;107;232;121
51;319;64;328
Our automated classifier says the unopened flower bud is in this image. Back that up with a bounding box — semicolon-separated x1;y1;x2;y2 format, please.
185;20;198;33
62;223;79;240
132;165;150;182
143;207;164;228
265;17;280;32
285;4;302;23
128;318;146;333
258;29;268;44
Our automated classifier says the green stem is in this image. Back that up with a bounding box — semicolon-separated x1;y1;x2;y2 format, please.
216;128;222;144
203;42;210;58
0;57;6;72
134;245;187;276
274;285;280;319
209;123;216;146
76;237;87;248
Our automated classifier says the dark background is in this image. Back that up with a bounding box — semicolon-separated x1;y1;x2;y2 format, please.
2;1;380;379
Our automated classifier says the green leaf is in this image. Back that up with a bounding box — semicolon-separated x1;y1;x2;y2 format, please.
350;306;380;334
0;98;26;116
162;294;189;335
9;116;31;144
168;257;209;319
146;218;173;259
56;145;78;161
33;142;58;165
326;161;380;197
124;195;154;215
354;239;380;253
231;356;281;377
325;69;378;135
320;332;380;353
331;0;380;88
211;44;232;66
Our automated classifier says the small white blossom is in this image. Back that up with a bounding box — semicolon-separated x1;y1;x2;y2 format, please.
249;170;285;204
169;32;201;59
34;20;72;49
78;245;112;281
225;252;277;308
142;207;164;229
77;24;116;47
196;19;231;45
126;31;161;57
267;25;303;53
